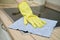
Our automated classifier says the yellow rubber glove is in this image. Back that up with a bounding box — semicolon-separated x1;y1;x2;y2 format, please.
18;1;46;28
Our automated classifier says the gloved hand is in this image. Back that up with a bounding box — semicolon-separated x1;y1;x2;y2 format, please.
18;1;46;28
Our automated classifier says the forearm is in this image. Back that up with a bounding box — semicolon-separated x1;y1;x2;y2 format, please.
15;0;33;16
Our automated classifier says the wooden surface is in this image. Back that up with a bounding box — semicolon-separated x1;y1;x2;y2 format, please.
0;9;60;40
0;1;60;11
45;2;60;11
0;1;41;8
0;4;17;8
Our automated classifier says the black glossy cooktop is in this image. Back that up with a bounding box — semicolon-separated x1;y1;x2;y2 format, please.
4;7;60;26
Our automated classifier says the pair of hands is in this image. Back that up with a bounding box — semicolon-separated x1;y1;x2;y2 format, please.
16;0;46;28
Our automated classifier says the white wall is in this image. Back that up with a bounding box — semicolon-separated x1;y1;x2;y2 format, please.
30;0;60;6
0;0;60;6
34;0;45;5
47;0;60;6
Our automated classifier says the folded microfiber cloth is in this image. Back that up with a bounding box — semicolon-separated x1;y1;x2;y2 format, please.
9;17;57;37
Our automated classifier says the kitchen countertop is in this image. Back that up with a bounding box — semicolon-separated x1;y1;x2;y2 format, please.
0;8;60;40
